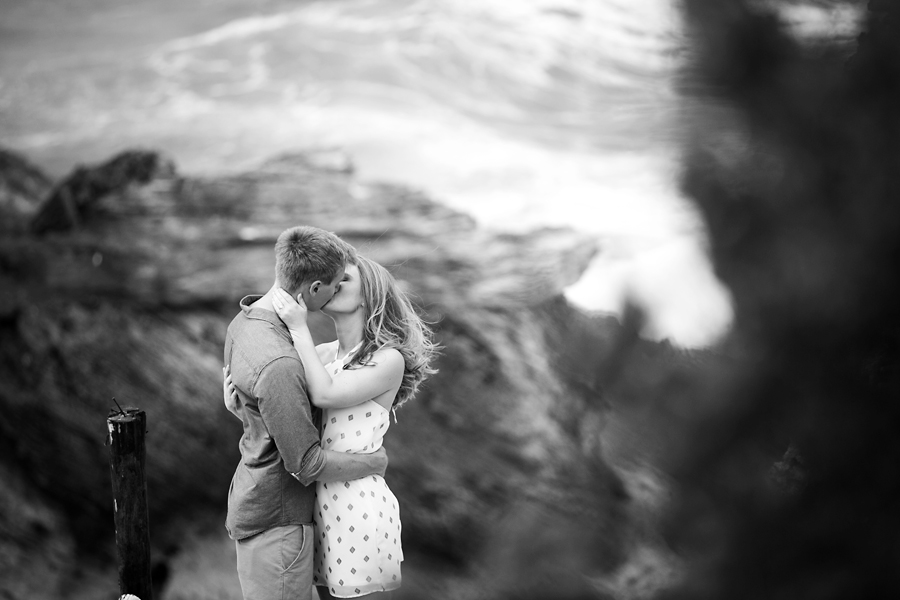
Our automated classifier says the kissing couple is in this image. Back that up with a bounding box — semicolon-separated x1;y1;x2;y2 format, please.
222;226;437;600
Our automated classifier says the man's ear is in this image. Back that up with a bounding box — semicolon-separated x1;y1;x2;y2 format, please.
310;281;322;294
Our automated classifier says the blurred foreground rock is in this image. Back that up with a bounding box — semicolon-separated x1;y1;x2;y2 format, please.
0;147;631;599
661;0;900;598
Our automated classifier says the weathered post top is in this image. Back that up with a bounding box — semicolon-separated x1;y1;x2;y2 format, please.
108;408;146;454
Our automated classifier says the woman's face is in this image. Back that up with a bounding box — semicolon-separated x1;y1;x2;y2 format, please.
322;262;363;315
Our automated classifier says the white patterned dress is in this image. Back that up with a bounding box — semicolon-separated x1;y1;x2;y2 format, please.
312;349;403;598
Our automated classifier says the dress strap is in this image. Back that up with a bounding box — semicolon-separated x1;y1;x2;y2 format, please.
334;341;363;363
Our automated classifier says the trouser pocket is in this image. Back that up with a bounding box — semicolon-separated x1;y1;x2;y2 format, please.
283;524;308;572
236;525;313;600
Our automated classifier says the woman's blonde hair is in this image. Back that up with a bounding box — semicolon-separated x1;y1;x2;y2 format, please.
348;255;438;408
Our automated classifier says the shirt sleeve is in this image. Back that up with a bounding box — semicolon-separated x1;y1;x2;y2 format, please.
255;356;323;482
294;444;327;486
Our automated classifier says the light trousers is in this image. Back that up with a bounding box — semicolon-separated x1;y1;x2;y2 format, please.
236;524;315;600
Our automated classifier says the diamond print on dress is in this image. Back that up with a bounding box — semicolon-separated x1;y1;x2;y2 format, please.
348;415;354;421
331;417;337;423
314;399;403;594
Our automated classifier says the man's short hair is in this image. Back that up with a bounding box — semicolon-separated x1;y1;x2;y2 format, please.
274;226;356;294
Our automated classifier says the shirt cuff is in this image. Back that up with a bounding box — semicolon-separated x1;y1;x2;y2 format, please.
292;444;326;486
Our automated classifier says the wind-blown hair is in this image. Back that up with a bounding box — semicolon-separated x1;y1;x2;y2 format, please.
348;255;439;408
275;226;356;295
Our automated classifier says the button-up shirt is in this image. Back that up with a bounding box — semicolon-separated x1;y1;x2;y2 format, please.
224;295;326;540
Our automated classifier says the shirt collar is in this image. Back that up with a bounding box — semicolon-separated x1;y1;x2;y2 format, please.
239;295;289;334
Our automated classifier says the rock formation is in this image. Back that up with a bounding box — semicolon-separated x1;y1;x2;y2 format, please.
0;149;53;235
0;147;633;599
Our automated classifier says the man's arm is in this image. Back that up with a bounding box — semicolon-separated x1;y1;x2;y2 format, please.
294;445;388;485
257;357;328;475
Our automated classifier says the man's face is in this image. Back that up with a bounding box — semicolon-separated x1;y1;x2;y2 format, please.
301;267;346;311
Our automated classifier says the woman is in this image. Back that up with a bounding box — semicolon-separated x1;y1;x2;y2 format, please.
229;255;437;599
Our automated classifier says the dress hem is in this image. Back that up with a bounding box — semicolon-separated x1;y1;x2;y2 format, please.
315;579;402;598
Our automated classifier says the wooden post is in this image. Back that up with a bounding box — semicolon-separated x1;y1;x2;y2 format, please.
107;407;153;600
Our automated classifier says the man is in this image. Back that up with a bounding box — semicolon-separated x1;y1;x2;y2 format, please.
223;226;387;600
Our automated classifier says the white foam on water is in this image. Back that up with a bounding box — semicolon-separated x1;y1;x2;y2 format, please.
137;0;731;347
150;12;303;58
5;0;733;347
766;1;866;42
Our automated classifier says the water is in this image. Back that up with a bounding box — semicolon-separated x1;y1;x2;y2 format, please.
0;0;736;346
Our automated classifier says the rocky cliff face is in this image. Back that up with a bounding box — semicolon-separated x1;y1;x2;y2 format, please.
0;147;631;599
